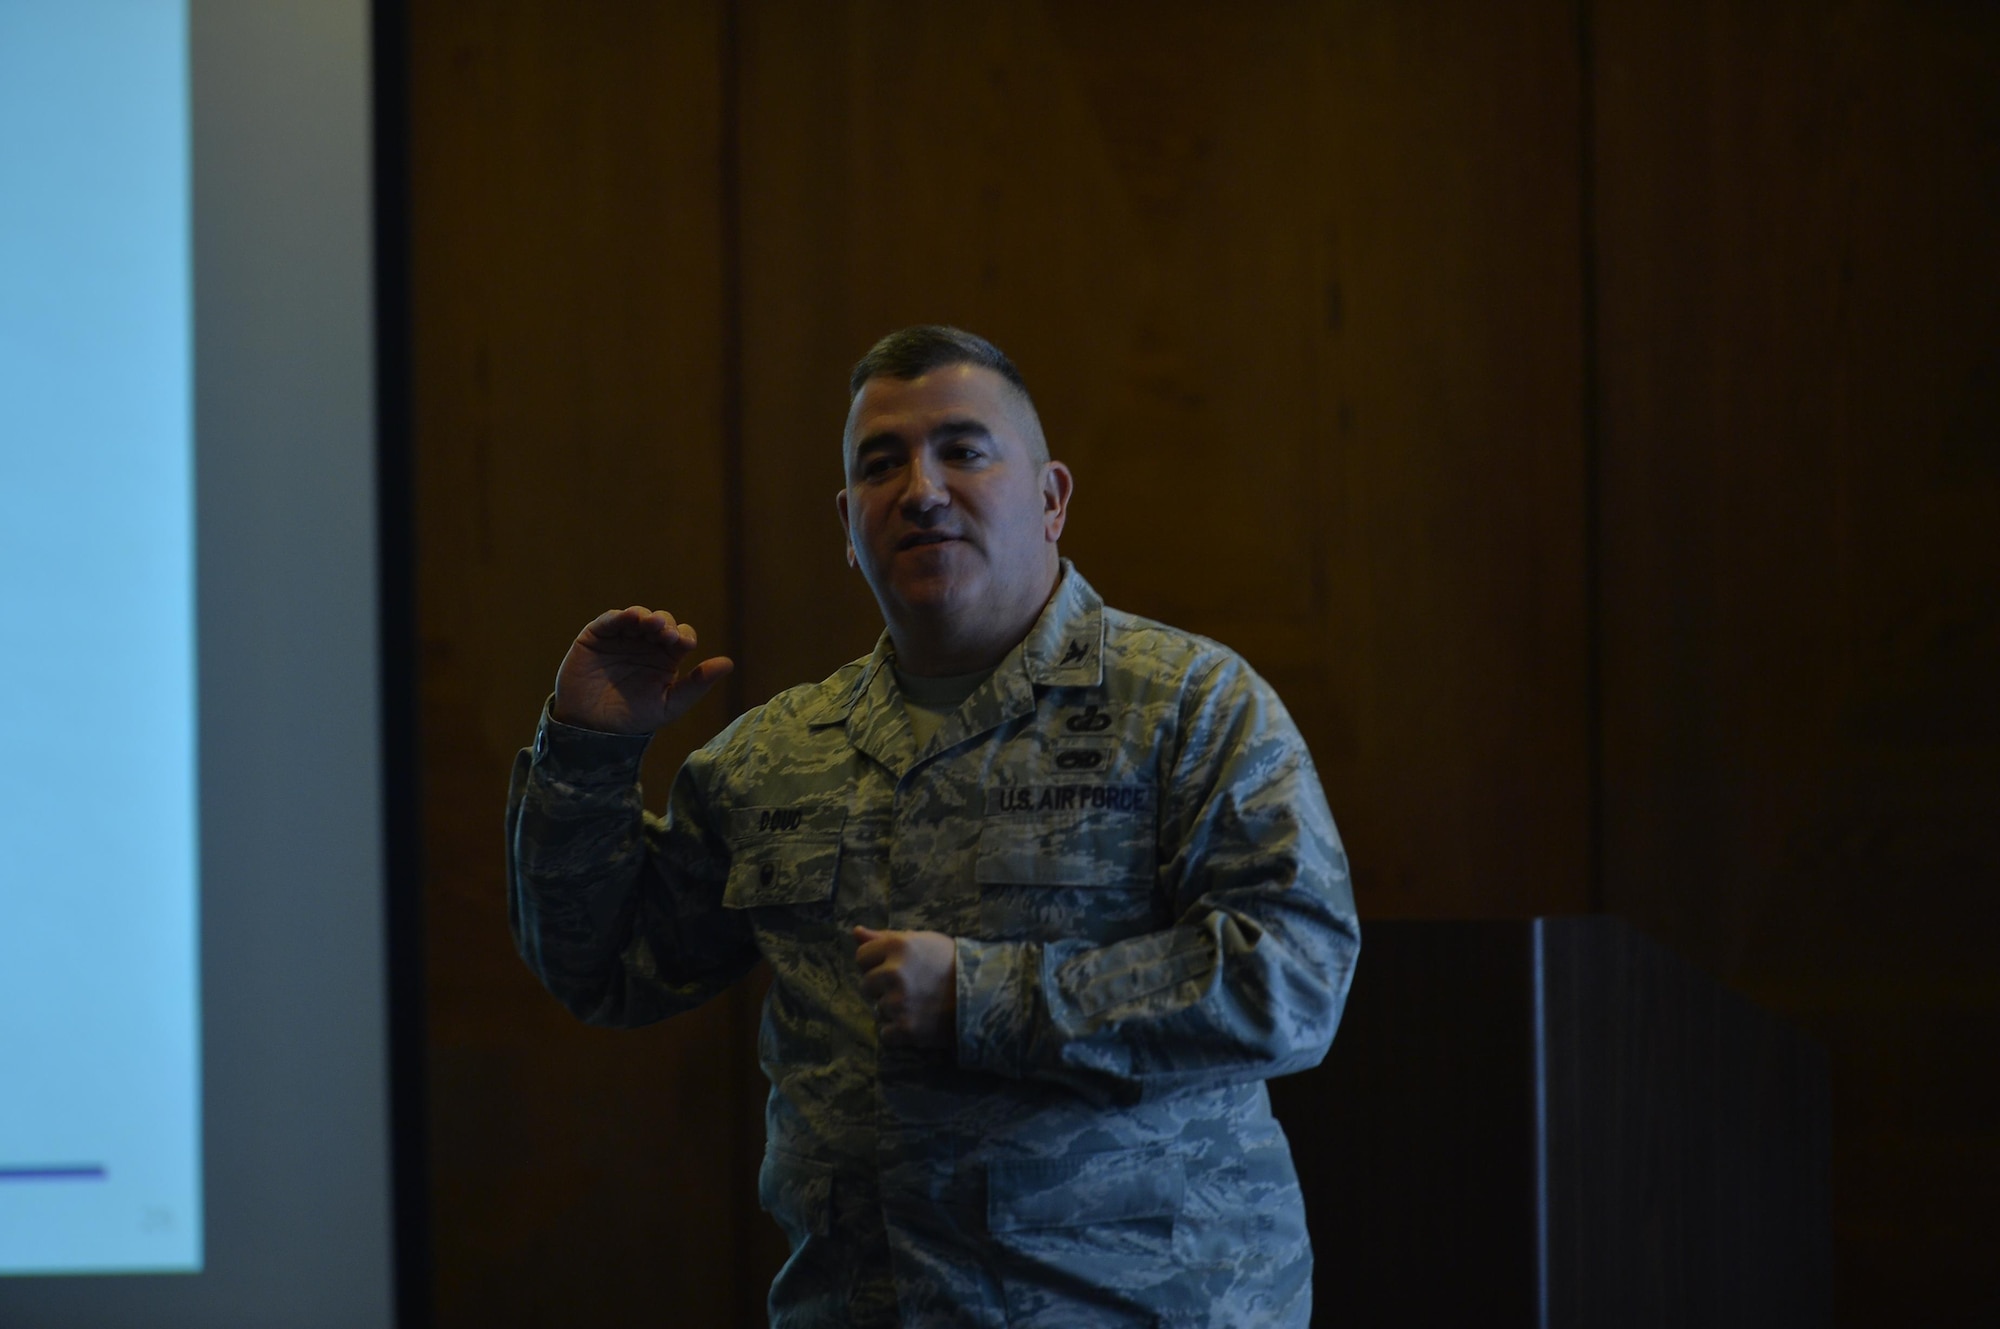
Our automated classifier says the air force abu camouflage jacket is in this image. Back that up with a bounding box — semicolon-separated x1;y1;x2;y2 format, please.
507;565;1360;1328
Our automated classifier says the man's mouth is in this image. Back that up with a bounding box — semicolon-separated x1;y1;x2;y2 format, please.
897;532;961;551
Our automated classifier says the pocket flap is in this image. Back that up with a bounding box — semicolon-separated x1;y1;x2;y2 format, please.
987;1148;1185;1233
974;813;1155;888
724;838;841;909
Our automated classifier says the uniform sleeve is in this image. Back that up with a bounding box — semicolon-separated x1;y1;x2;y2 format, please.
953;658;1360;1103
506;700;760;1027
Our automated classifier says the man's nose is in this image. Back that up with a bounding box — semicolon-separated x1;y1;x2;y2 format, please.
900;457;949;514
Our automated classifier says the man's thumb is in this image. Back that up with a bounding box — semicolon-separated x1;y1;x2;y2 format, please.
661;655;734;722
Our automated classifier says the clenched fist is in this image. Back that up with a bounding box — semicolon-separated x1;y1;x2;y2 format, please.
854;926;957;1051
551;606;734;735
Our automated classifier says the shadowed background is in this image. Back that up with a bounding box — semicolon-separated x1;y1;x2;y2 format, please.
403;2;1999;1324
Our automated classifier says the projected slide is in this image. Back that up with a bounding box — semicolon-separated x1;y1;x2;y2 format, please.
0;1;202;1275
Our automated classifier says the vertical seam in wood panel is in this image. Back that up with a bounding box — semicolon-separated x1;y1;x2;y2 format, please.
373;1;432;1323
717;3;762;1324
1578;0;1606;917
719;9;746;717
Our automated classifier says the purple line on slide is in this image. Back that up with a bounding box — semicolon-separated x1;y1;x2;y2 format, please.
0;1165;108;1181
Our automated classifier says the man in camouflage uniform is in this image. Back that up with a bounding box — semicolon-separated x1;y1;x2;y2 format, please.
507;327;1360;1327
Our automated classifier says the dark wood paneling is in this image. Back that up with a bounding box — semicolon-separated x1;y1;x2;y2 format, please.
1269;924;1542;1326
1271;919;1829;1327
1539;919;1831;1328
734;0;1593;920
399;0;2000;1321
1591;2;2000;1321
408;4;748;1325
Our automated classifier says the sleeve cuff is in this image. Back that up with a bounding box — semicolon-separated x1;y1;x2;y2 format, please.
955;936;1043;1079
532;695;653;784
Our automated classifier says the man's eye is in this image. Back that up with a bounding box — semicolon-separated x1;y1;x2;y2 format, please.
861;457;895;478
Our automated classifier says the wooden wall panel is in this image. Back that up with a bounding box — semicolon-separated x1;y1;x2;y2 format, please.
402;0;2000;1321
734;0;1592;921
408;4;748;1325
1592;2;2000;1320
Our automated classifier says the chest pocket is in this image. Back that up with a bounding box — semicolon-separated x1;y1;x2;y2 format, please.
723;806;845;910
976;785;1158;944
975;783;1158;889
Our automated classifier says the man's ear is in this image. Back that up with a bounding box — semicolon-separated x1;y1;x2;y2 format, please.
835;487;857;568
1041;461;1074;543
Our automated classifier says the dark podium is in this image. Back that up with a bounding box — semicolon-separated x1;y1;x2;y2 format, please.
1267;918;1830;1327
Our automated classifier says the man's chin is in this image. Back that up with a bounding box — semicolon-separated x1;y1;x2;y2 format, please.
885;566;978;619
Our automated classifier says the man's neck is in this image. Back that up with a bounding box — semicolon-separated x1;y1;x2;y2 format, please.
888;565;1062;677
889;607;1036;675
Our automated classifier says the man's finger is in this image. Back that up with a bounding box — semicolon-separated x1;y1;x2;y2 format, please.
679;655;735;691
659;656;735;724
581;607;685;650
651;614;696;657
582;607;648;640
853;926;897;970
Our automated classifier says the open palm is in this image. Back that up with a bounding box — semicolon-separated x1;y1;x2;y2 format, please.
551;606;734;735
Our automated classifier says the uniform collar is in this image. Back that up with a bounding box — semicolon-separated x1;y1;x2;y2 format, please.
1018;559;1105;689
806;560;1105;774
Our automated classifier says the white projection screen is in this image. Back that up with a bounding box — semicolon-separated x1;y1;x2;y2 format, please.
0;1;409;1324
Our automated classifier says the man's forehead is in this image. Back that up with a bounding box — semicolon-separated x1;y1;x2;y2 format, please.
846;363;1019;438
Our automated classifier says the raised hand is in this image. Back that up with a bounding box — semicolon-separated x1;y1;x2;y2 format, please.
550;606;734;735
854;926;957;1051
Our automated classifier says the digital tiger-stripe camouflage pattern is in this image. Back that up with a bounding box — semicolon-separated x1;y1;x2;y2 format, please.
507;563;1361;1327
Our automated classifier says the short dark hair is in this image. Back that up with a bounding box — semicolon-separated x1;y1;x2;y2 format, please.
848;325;1032;401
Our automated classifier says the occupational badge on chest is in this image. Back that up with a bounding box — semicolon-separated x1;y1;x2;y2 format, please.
1064;703;1113;732
1051;734;1116;771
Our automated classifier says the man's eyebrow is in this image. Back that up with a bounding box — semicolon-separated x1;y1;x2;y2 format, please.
852;418;993;459
929;418;993;445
